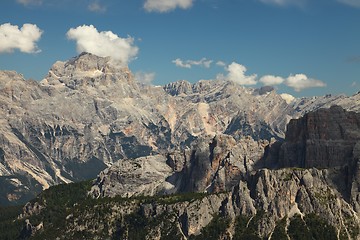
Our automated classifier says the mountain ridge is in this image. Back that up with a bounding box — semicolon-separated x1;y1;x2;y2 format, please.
0;52;359;205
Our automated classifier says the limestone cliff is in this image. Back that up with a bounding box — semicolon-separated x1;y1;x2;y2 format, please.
278;105;360;169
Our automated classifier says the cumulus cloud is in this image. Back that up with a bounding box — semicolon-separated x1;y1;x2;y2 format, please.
135;71;156;85
173;58;191;68
259;73;326;92
280;93;295;104
218;62;257;85
88;1;107;13
16;0;43;6
172;58;213;69
337;0;360;8
144;0;193;12
66;25;139;65
259;75;284;85
285;74;326;92
0;23;43;54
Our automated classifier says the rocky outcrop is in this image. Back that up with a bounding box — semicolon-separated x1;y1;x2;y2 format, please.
278;105;360;168
90;134;269;198
163;80;193;96
90;155;174;198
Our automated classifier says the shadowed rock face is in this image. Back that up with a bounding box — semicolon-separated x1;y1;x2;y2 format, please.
280;105;360;168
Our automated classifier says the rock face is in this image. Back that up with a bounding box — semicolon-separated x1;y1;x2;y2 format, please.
0;52;359;205
90;155;174;198
90;134;270;198
278;105;360;168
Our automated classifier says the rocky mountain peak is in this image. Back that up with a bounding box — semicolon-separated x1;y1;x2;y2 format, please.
63;52;129;75
41;52;134;90
163;80;193;96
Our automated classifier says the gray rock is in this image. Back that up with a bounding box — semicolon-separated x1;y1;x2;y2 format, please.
90;155;174;198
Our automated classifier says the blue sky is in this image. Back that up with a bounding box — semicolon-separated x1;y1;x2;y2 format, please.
0;0;359;97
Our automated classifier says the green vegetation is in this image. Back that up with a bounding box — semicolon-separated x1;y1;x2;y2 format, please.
0;205;24;240
288;214;313;240
112;211;183;240
304;214;337;240
283;172;293;181
189;214;230;240
313;188;337;206
0;180;343;240
271;218;288;240
233;211;264;240
288;214;337;240
0;180;209;239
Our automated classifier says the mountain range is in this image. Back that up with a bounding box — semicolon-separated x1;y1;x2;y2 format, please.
0;53;360;239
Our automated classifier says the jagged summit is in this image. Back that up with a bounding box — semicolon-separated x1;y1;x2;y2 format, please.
65;52;112;71
41;52;134;91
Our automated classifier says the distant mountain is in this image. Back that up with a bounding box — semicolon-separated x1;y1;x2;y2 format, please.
0;52;359;205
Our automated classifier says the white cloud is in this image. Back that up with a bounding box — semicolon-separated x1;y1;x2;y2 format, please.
280;93;295;104
16;0;43;6
173;58;191;68
337;0;360;8
216;61;226;67
219;62;257;85
0;23;43;54
66;25;139;65
285;74;326;92
144;0;193;12
135;72;156;85
259;75;284;85
88;1;107;13
172;58;213;69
